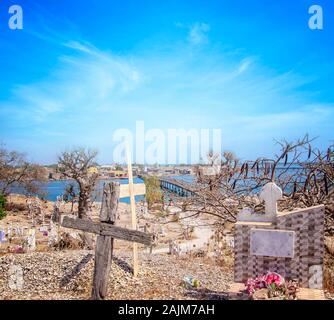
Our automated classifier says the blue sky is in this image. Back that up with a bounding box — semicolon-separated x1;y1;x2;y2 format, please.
0;0;333;164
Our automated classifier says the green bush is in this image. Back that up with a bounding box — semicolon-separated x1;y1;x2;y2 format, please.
0;194;6;220
143;176;164;209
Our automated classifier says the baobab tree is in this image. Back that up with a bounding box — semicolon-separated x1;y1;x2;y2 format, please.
57;148;99;219
0;145;47;197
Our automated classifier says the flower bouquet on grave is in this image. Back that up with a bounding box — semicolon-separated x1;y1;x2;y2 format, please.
284;279;299;300
182;275;201;289
8;245;25;254
245;272;298;300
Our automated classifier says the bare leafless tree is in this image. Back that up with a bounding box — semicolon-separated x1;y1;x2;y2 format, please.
0;145;47;197
57;148;99;219
184;135;334;233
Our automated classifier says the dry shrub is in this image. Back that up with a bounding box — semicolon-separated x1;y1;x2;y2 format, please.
215;249;234;270
54;233;85;250
324;237;334;293
5;202;27;212
189;249;206;258
36;243;51;252
325;237;334;256
324;268;334;293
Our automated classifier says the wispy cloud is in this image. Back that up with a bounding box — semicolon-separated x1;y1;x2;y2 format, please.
1;20;333;163
187;22;211;45
214;105;334;159
237;58;254;75
2;40;142;122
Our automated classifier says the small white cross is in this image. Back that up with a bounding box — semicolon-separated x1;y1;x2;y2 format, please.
259;182;283;217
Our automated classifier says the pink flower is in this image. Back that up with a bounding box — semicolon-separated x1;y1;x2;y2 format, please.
265;272;284;286
245;272;285;296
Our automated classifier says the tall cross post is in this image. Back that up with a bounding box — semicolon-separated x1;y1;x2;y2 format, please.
126;142;139;277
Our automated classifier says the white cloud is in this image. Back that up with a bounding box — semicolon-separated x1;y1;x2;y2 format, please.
215;105;334;159
64;41;98;55
237;58;253;75
5;40;142;122
226;105;334;129
187;22;211;45
2;28;333;163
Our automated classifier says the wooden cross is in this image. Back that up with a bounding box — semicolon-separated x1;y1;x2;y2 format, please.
125;142;139;277
61;181;152;300
259;182;283;217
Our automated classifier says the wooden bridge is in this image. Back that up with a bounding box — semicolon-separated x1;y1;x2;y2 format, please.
138;175;197;197
158;177;197;197
140;174;334;199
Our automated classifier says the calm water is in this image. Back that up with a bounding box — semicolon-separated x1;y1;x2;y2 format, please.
8;171;300;203
9;178;145;204
171;175;195;183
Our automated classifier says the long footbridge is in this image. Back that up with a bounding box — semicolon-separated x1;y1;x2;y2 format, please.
138;175;198;197
158;177;198;197
140;175;334;198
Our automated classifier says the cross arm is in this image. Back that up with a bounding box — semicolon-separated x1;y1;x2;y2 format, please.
62;216;153;246
119;183;146;198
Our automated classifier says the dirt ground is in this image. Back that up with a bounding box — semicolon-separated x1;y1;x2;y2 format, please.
0;194;236;300
1;194;333;300
0;250;234;300
0;194;216;254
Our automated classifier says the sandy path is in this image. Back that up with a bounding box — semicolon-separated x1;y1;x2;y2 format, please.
152;215;214;254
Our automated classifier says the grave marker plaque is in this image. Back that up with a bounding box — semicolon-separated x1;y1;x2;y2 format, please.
250;229;295;258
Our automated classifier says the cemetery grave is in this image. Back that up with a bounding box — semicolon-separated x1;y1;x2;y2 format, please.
229;182;327;300
0;179;332;300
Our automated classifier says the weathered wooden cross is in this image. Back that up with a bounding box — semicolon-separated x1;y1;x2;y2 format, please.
61;180;152;300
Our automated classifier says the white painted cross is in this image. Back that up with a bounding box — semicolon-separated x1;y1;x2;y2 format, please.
259;182;283;217
125;142;143;277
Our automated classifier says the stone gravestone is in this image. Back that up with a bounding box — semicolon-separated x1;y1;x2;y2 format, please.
8;264;24;291
234;182;325;289
26;228;36;252
48;221;59;247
